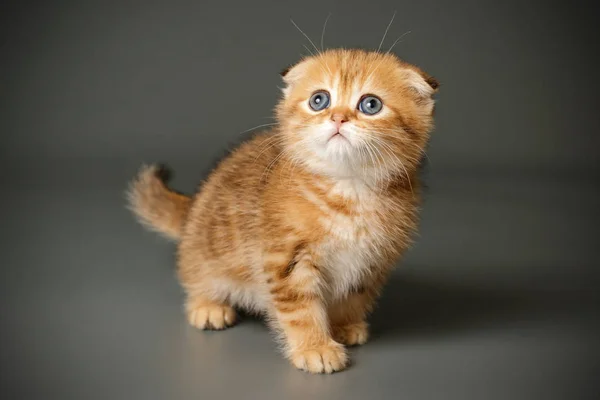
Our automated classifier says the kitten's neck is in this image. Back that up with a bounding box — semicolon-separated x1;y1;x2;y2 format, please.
331;172;417;197
289;156;417;198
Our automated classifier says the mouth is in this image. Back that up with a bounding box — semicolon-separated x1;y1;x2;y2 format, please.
328;132;348;142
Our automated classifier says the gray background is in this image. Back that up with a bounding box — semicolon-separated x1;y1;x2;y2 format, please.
1;0;599;399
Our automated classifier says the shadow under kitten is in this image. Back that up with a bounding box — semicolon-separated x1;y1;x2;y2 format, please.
368;271;549;343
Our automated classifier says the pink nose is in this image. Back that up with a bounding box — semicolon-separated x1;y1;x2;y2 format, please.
331;113;348;129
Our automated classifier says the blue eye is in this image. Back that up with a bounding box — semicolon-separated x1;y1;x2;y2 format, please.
358;95;383;115
309;91;330;111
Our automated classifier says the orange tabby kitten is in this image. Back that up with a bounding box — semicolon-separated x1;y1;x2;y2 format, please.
128;49;438;373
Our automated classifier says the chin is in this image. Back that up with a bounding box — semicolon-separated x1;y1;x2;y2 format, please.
326;136;353;157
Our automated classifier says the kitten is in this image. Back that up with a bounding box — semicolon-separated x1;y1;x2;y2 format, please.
127;49;438;373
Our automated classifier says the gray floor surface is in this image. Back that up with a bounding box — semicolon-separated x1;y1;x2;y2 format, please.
2;167;598;400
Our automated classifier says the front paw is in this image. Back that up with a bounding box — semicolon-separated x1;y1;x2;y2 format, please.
333;321;369;346
290;341;348;374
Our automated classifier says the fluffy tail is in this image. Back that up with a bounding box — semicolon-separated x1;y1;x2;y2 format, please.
126;164;192;240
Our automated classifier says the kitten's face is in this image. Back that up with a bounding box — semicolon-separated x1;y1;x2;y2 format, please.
276;49;438;183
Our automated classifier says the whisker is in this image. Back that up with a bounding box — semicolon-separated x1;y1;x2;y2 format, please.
261;147;291;183
286;155;302;187
314;47;334;77
377;11;397;52
364;54;389;87
362;140;381;185
252;135;284;164
320;13;332;51
239;122;278;135
387;30;412;54
371;142;391;194
420;150;432;166
288;15;334;78
302;44;315;57
369;141;389;189
281;142;309;187
373;139;414;194
357;130;416;194
290;18;320;55
396;159;413;194
356;145;368;178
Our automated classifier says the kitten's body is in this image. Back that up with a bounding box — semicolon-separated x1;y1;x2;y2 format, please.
128;49;438;373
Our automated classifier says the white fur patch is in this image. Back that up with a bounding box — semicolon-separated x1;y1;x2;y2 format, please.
305;180;388;300
321;215;385;300
210;278;268;314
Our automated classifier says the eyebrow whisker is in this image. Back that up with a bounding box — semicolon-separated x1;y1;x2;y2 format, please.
387;30;412;54
377;10;397;52
320;13;332;51
290;18;321;55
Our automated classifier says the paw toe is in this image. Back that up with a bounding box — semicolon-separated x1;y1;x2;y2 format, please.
187;304;236;330
333;322;369;346
291;342;348;374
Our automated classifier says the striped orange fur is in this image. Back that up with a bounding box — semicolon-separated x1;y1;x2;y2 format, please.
128;49;438;373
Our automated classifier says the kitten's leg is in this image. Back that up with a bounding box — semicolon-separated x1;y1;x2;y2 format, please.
329;289;373;346
185;293;237;330
266;252;348;374
177;239;238;330
177;257;236;330
330;268;390;346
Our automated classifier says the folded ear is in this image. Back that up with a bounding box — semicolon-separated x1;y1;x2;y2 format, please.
280;65;293;77
279;58;312;97
424;75;439;91
402;68;440;98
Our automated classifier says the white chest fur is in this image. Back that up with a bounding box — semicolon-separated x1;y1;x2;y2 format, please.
311;181;391;300
320;214;386;299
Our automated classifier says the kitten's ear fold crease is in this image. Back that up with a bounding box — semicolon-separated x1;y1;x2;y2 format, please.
280;65;292;77
279;59;311;96
402;68;439;99
425;76;440;90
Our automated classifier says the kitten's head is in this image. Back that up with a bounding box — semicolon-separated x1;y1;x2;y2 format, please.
276;49;438;184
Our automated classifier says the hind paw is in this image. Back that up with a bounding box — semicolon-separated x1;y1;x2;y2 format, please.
186;303;237;330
